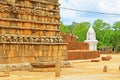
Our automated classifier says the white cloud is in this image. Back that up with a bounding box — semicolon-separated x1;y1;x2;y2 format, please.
59;0;120;25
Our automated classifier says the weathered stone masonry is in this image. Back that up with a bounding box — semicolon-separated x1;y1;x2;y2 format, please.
0;0;67;64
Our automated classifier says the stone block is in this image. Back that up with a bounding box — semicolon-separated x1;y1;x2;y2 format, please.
102;57;111;61
91;59;100;62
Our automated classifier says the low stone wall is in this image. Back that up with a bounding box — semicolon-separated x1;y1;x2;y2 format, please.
67;50;100;60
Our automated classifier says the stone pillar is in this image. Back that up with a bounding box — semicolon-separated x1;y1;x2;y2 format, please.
103;65;107;72
55;58;61;77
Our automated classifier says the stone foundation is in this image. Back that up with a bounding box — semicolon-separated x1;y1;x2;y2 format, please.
67;50;100;60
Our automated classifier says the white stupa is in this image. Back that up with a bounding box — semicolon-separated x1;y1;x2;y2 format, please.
84;26;98;50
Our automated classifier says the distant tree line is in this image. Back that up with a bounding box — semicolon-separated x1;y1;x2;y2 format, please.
60;19;120;52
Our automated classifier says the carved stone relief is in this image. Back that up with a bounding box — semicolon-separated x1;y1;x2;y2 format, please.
12;36;18;42
1;36;5;42
19;37;23;42
6;36;11;42
41;38;45;43
23;37;28;42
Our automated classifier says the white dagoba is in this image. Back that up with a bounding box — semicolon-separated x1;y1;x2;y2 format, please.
84;26;98;50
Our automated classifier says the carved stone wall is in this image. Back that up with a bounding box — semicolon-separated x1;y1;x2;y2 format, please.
0;0;67;64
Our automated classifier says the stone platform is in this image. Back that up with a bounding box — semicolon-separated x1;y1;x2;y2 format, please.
67;50;100;60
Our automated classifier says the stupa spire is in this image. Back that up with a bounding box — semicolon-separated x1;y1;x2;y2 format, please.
84;26;98;50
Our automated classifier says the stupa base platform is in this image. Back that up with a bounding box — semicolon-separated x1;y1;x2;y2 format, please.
67;50;100;60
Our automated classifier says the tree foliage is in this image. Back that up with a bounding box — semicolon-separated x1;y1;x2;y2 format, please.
60;19;120;52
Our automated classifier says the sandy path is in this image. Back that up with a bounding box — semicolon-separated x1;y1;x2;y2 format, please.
0;54;120;80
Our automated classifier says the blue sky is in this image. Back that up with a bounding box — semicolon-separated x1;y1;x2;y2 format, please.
59;0;120;25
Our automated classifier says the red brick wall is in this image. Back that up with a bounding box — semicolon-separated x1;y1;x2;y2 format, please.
60;33;77;42
60;32;100;60
60;33;89;50
67;50;100;60
67;42;89;50
100;51;112;54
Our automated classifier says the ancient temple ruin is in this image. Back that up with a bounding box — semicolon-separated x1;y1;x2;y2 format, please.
0;0;67;64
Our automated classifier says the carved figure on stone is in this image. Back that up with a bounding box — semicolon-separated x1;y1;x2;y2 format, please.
25;8;31;14
54;38;59;43
12;7;20;13
36;38;40;42
41;38;45;43
46;38;50;43
20;8;26;14
32;8;38;15
50;38;54;43
59;39;63;43
19;37;23;42
30;37;34;42
6;36;11;42
34;38;39;42
1;36;5;42
12;36;18;42
24;37;28;42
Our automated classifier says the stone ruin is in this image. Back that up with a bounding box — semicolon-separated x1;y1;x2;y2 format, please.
0;0;67;70
60;33;100;60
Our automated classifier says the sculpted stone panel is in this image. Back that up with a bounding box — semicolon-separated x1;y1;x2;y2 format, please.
34;37;39;42
6;36;11;42
23;37;28;42
0;0;67;64
41;38;45;43
12;36;18;42
54;38;59;43
59;39;63;43
0;35;63;44
0;36;5;42
19;37;23;42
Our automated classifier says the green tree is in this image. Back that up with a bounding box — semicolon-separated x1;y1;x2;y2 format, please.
59;22;71;33
73;22;90;41
112;21;120;30
93;19;112;49
111;21;120;51
93;19;111;30
60;19;120;51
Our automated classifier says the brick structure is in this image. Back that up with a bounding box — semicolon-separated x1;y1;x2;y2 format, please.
0;0;67;64
67;42;89;50
67;50;100;60
61;33;100;60
60;33;77;42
